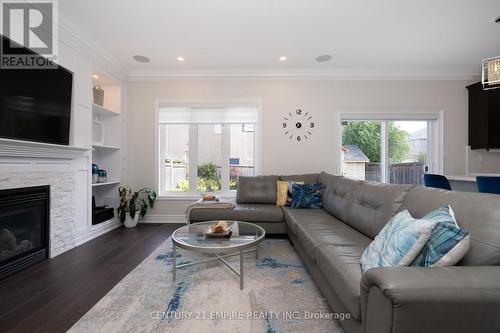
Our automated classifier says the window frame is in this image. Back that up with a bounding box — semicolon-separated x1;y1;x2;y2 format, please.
155;99;261;198
337;111;444;183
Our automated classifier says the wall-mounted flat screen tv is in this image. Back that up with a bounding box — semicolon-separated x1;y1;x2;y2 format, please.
0;35;73;145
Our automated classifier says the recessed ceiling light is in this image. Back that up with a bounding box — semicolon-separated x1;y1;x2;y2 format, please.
279;56;287;61
92;74;99;79
495;16;500;23
133;55;150;63
177;56;185;62
316;54;332;62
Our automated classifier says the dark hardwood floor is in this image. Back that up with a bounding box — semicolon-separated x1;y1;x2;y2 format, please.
0;223;182;333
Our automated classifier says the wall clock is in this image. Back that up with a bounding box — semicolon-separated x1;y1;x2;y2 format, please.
282;109;315;142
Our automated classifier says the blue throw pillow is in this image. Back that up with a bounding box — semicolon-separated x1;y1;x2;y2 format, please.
285;181;304;206
286;183;323;208
360;210;435;273
411;206;470;267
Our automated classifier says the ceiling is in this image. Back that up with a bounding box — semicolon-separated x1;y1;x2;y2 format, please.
60;0;500;78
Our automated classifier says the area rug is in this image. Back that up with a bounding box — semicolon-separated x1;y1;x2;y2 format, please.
69;238;345;333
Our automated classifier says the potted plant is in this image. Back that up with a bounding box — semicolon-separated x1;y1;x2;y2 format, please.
118;186;157;228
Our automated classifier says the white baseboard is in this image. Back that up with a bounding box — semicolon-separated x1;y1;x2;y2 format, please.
75;218;122;246
141;214;187;224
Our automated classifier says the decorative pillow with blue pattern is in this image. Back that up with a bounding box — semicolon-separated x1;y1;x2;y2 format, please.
360;205;470;273
360;210;435;273
411;206;470;267
286;183;323;208
285;181;304;206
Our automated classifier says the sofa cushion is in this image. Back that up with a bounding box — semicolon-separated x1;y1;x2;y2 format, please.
319;172;362;221
280;173;319;184
236;175;278;204
316;244;367;320
283;207;337;236
285;208;371;262
344;182;413;239
401;187;500;266
189;204;284;222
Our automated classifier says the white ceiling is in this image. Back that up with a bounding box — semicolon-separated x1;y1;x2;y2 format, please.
60;0;500;78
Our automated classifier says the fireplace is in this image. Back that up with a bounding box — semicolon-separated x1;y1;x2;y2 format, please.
0;186;50;280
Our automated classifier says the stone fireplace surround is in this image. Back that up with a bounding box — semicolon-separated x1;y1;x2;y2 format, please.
0;139;90;258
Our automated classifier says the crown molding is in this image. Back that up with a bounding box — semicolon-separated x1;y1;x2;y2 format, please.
128;68;480;82
58;15;130;81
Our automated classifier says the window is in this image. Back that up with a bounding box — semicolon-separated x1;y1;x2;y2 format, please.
340;114;442;186
158;105;259;196
159;124;189;192
230;124;255;190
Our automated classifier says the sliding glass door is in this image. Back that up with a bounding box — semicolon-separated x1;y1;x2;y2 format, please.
388;121;428;185
341;116;440;186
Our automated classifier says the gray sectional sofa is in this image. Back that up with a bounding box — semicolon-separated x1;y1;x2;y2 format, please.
189;172;500;333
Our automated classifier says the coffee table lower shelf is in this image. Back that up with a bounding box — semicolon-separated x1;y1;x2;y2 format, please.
171;245;258;290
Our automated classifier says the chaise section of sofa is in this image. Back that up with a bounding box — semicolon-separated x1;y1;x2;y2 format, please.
189;175;286;233
189;203;285;233
188;173;320;234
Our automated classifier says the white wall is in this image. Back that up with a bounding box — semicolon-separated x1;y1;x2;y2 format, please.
125;79;495;220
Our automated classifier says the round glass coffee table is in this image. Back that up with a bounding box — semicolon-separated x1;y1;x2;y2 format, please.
171;221;265;290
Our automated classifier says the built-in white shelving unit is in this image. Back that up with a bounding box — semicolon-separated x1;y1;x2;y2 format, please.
90;72;124;229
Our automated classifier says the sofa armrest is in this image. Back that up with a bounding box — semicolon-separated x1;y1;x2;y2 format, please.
360;267;500;333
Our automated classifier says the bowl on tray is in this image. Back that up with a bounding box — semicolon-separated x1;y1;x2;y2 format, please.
204;221;233;238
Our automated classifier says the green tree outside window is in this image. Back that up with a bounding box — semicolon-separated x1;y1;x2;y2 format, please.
342;121;410;163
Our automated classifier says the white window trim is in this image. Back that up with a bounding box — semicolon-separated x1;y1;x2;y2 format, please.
336;110;444;179
155;99;262;198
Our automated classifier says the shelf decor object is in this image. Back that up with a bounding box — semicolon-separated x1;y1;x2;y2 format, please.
92;120;105;145
482;56;500;90
92;164;99;183
92;85;104;106
98;169;107;183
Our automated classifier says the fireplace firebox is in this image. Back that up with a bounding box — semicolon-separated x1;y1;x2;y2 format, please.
0;186;50;280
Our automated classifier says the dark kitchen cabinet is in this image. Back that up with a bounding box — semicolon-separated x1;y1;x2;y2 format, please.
467;82;500;149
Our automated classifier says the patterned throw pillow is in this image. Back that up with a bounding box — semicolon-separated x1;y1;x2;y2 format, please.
360;210;435;273
276;181;304;207
286;183;323;208
411;206;470;267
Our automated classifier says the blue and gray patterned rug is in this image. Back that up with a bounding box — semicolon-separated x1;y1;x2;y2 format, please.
69;237;344;333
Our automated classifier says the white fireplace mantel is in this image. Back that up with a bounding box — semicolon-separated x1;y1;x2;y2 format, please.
0;138;90;160
0;138;94;258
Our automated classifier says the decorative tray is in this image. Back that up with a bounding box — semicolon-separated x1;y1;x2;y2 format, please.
204;230;233;238
203;221;233;238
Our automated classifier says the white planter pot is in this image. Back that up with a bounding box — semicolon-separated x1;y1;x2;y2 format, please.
124;214;139;228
